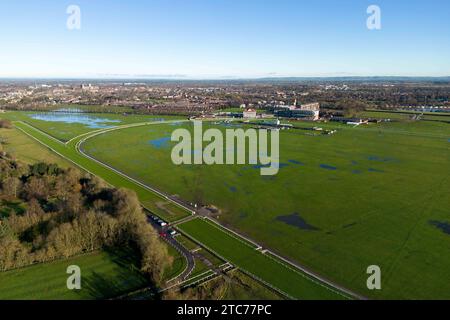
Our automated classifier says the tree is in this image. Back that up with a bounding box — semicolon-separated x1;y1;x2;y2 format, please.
132;222;171;283
78;211;100;251
0;157;172;278
0;119;12;129
0;236;30;271
46;223;81;258
1;176;21;198
96;213;118;246
26;198;45;217
23;176;49;201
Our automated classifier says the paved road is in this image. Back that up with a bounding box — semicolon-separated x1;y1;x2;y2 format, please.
147;217;195;283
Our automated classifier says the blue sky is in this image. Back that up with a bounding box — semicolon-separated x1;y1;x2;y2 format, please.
0;0;449;78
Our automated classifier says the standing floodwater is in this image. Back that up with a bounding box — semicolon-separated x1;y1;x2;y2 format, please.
30;109;121;129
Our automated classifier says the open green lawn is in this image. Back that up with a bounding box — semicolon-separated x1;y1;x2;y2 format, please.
81;119;450;299
359;110;450;122
163;245;187;281
12;119;342;299
0;127;72;167
188;257;211;279
178;218;345;300
10;112;450;299
2;111;183;142
176;234;201;251
196;248;225;267
0;250;148;300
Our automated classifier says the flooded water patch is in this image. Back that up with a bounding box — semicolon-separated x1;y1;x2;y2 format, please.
320;164;337;170
368;155;396;162
288;160;305;165
149;137;171;149
276;213;320;231
429;220;450;235
368;168;384;173
224;182;238;193
30;113;121;129
252;163;289;170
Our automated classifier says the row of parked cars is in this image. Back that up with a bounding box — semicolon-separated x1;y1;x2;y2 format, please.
149;215;177;236
150;215;168;227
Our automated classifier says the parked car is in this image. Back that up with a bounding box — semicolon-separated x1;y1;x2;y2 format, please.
158;220;168;227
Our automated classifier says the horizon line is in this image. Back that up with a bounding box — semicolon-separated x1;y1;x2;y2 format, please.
1;75;450;82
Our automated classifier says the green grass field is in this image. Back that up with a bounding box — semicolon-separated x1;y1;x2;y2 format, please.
178;218;345;300
163;245;188;281
7;110;450;299
0;250;148;300
2;111;183;142
359;110;450;122
0;127;72;167
11;120;191;222
188;258;211;279
196;248;225;268
176;234;201;251
80;118;450;299
9;117;342;299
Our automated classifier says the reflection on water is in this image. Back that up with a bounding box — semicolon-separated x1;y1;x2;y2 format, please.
30;112;121;129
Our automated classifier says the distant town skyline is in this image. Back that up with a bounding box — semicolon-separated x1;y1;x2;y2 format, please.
1;0;449;78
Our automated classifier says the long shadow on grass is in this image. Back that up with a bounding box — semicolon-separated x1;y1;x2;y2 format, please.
80;251;155;300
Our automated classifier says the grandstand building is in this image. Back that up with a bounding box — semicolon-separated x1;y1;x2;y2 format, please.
274;101;320;121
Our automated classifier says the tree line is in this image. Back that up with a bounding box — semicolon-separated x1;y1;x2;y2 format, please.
0;119;12;129
0;153;172;284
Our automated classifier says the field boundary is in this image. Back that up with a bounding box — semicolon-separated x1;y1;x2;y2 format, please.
14;122;104;181
175;219;295;300
13;119;361;300
0;249;100;273
75;121;196;218
196;217;356;300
